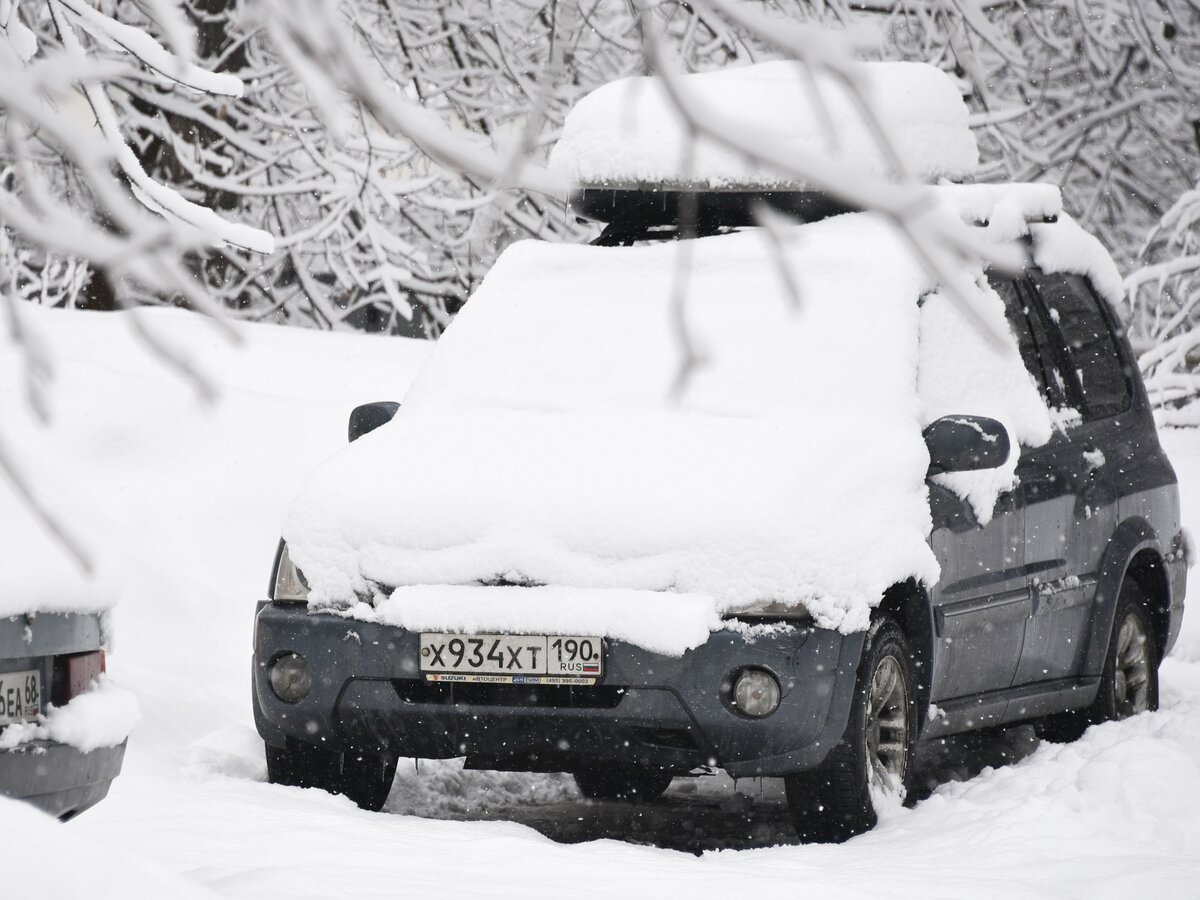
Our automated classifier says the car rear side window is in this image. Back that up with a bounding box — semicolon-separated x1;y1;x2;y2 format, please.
1028;272;1131;420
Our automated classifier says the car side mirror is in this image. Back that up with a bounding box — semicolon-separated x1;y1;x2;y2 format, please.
923;415;1010;477
348;401;400;442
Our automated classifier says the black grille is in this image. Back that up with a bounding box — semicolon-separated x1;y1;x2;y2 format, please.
393;680;626;709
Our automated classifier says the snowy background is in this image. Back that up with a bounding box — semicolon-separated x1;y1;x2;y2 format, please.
5;1;1200;896
2;306;1197;898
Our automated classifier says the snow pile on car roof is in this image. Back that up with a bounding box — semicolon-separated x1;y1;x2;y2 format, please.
1031;214;1125;305
284;212;1052;642
930;184;1122;305
934;182;1062;230
548;61;978;189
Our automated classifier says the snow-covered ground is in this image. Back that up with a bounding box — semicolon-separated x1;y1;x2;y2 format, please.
3;306;1199;899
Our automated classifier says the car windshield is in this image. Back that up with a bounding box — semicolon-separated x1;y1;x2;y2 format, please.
402;214;928;419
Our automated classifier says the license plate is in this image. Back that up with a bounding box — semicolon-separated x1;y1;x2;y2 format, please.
0;670;41;727
419;634;603;684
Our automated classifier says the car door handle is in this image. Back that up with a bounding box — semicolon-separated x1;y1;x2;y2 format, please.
1082;448;1105;473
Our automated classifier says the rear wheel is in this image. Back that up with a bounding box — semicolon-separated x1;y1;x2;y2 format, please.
266;741;396;812
574;769;673;802
785;618;917;843
1035;583;1159;743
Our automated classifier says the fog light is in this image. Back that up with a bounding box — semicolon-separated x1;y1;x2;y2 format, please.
269;653;312;703
732;668;781;718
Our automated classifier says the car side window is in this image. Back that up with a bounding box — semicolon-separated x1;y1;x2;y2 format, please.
1027;271;1131;420
990;274;1049;399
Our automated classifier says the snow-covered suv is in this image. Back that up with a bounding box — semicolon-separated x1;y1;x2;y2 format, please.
252;63;1188;842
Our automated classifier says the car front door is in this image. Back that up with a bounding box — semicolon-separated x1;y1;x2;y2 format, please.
928;485;1029;704
926;276;1049;706
1013;270;1132;685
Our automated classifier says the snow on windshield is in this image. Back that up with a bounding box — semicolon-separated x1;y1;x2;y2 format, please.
548;61;979;189
403;215;923;417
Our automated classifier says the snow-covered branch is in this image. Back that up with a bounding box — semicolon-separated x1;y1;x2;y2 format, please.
1;0;274;568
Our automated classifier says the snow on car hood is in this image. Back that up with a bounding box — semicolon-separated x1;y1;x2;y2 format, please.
284;212;1050;646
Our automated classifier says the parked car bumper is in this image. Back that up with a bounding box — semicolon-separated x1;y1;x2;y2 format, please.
0;739;126;819
252;602;865;778
0;612;126;819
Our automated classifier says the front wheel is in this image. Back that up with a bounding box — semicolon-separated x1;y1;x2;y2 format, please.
266;740;340;791
574;769;672;802
785;618;917;843
266;741;396;812
341;750;398;812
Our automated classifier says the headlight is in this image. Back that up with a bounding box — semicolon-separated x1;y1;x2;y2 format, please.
271;541;310;603
722;600;811;622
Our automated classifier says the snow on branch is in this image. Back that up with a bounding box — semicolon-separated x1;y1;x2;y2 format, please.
2;0;275;571
54;0;241;96
47;1;273;253
1127;182;1200;423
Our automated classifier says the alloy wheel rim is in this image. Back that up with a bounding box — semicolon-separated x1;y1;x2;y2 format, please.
866;655;909;788
1114;612;1152;718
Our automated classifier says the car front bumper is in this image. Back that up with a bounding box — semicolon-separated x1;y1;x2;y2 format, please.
0;739;126;819
252;602;865;778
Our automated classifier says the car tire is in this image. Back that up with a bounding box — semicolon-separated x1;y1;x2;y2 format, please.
784;617;917;843
265;740;341;791
574;769;673;802
265;741;396;812
340;750;397;812
1035;581;1159;743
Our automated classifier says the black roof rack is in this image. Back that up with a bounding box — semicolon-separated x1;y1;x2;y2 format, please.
574;187;854;228
575;187;855;245
573;186;1058;245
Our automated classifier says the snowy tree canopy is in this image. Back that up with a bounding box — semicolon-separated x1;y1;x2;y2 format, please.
2;0;1199;415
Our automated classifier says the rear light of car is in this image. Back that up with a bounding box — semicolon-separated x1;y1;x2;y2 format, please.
51;650;105;706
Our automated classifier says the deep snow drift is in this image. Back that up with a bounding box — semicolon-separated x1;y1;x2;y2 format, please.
0;307;1195;899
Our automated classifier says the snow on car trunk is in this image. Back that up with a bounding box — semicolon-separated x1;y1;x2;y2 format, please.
547;61;979;189
287;214;952;641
